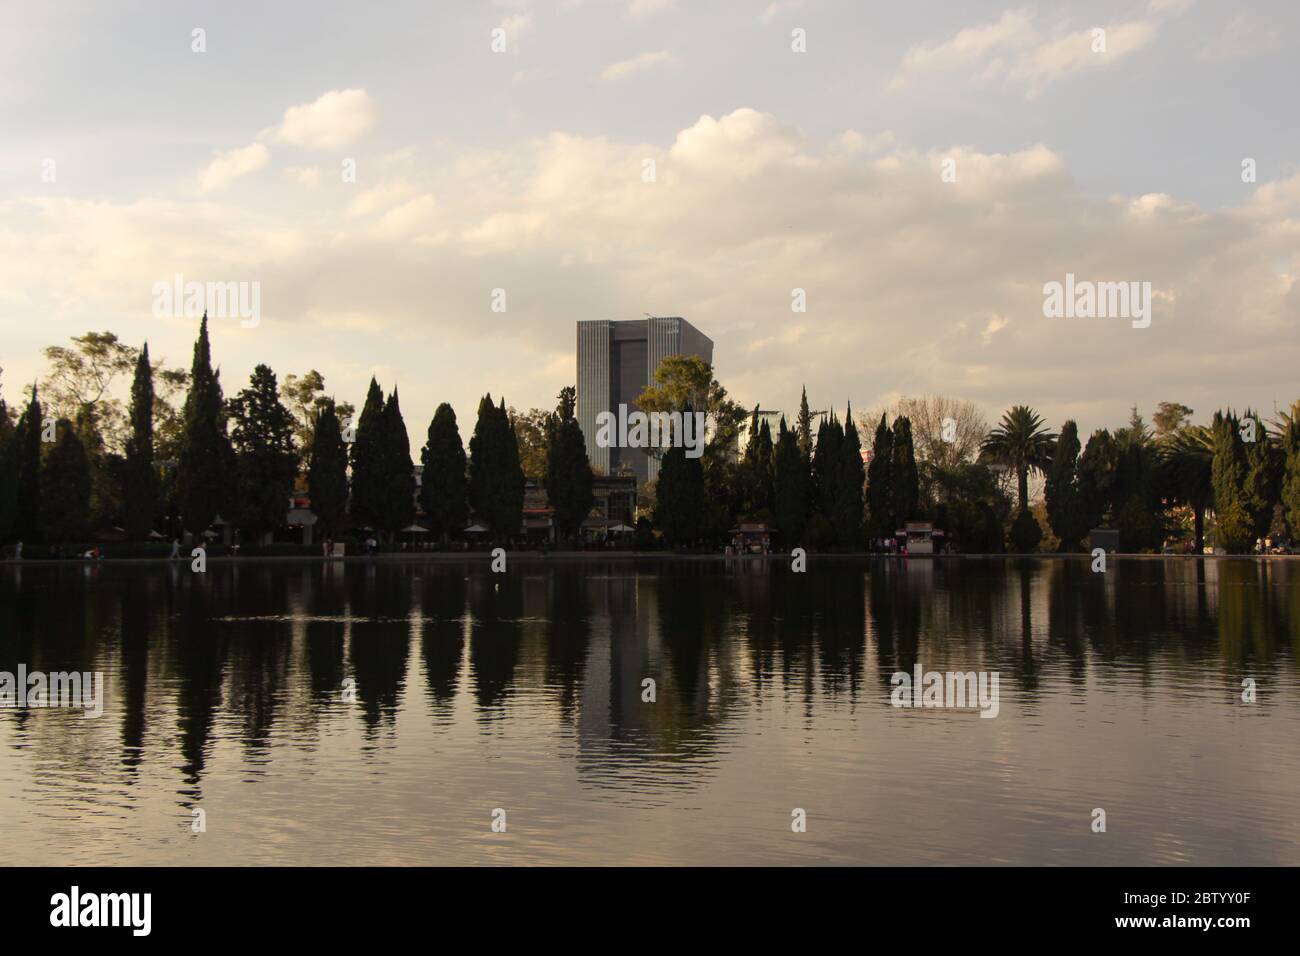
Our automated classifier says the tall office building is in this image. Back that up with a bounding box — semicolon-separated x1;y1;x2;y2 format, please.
576;317;714;482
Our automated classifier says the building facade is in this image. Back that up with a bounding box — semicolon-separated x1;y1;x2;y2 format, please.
576;317;714;482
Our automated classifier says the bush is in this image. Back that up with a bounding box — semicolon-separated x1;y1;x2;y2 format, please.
1009;506;1043;553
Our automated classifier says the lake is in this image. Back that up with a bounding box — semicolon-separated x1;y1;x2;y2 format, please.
2;556;1297;865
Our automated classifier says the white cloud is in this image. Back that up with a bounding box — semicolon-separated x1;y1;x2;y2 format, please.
628;0;673;18
890;6;1177;99
198;143;270;192
1199;14;1281;61
759;1;805;26
276;89;378;150
601;49;680;82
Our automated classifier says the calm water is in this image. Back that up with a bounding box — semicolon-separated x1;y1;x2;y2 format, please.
1;557;1297;866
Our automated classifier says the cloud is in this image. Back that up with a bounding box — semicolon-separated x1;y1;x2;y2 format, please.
276;89;378;150
1199;14;1281;61
759;1;805;25
890;6;1177;99
601;49;680;82
5;108;1299;444
628;0;673;17
198;143;270;192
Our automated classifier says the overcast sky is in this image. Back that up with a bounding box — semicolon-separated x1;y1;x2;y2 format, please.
2;0;1298;444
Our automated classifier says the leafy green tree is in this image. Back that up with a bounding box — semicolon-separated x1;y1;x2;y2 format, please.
1009;503;1043;553
468;394;525;542
889;415;918;526
40;331;136;450
1241;410;1278;541
772;417;808;546
13;386;44;542
1045;420;1085;551
865;414;893;539
544;386;594;541
308;399;349;538
175;316;233;534
348;377;387;532
833;408;864;547
228;364;298;542
1153;401;1193;439
281;370;355;464
1160;424;1213;553
636;355;745;474
654;443;706;548
1112;418;1163;552
746;415;775;517
510;406;551;479
420;403;468;542
379;388;416;534
123;344;159;539
40;419;90;543
981;405;1056;512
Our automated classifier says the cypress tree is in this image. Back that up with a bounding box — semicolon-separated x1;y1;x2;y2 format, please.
654;443;705;548
468;394;524;543
813;414;843;525
1045;420;1083;551
834;407;864;546
124;343;159;539
228;364;298;542
380;388;415;534
176;315;233;534
1241;410;1277;541
349;377;386;532
1077;429;1118;532
40;419;90;543
0;397;15;540
13;386;43;543
865;413;893;539
544;386;594;541
772;417;808;546
796;386;813;462
1280;401;1300;538
889;415;918;526
420;403;468;542
308;399;349;538
1212;410;1253;553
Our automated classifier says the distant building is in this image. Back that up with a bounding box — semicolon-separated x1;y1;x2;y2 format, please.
522;475;638;542
576;317;713;483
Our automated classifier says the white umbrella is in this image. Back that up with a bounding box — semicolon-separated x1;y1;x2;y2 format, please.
463;523;490;533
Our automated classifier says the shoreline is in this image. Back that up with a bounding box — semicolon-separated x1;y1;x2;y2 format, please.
0;551;1295;566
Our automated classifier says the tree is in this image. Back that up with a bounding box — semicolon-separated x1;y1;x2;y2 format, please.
812;414;843;527
865;414;893;538
469;394;525;543
281;370;355;463
510;406;552;479
981;405;1056;512
228;364;298;542
889;415;918;527
1241;410;1277;542
862;395;986;472
1161;424;1213;553
1077;429;1118;533
123;344;159;539
39;420;90;543
0;386;15;541
40;331;136;451
420;403;469;542
379;388;416;534
833;408;864;546
348;377;387;532
796;386;814;462
654;444;706;548
1044;421;1086;551
545;386;594;541
13;386;44;542
636;355;746;473
1009;503;1043;553
1153;401;1194;439
1211;410;1253;553
1278;401;1300;538
772;417;808;546
308;399;349;538
175;316;234;534
742;412;775;518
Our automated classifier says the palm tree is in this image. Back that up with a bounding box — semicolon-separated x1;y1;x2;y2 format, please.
981;405;1056;512
1160;424;1213;554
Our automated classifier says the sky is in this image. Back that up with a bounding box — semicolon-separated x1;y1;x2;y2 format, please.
1;0;1298;445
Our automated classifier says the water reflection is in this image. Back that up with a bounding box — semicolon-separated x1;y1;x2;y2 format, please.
1;557;1297;865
